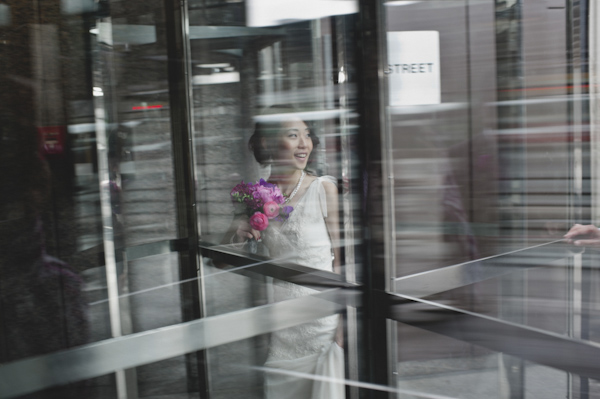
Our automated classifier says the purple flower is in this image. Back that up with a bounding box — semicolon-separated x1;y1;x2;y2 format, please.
274;205;293;221
281;205;293;218
258;179;276;189
271;191;285;205
231;179;293;224
253;185;270;202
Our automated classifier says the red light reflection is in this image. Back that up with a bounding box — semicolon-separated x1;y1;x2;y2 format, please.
132;105;164;110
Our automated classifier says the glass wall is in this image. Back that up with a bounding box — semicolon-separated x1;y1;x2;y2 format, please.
383;1;595;397
186;2;363;397
1;0;600;398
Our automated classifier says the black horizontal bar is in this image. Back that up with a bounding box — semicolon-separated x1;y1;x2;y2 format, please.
199;241;358;291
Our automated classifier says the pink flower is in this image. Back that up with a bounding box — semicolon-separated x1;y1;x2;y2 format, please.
271;190;285;204
249;212;269;231
263;201;280;219
253;185;275;204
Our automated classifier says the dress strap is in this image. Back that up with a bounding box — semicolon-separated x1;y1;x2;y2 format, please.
317;176;337;218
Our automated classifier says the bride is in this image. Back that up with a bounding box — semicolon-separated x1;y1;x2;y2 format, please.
228;112;345;398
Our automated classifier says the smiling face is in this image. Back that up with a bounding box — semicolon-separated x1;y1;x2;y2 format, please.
273;118;313;171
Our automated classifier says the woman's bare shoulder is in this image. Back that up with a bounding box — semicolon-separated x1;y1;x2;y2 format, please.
317;175;338;193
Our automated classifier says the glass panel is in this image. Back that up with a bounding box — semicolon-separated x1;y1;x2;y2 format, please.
2;302;350;399
395;322;571;399
91;6;178;248
385;0;498;280
188;4;362;398
385;0;587;275
116;252;183;333
191;3;363;303
5;1;600;399
0;0;186;368
383;0;594;396
88;0;184;348
414;242;600;348
22;374;117;399
0;0;106;362
207;316;348;398
385;0;589;324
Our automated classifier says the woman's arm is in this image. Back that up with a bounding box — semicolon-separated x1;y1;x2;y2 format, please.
215;216;261;268
564;224;600;247
322;180;344;346
222;216;261;244
322;180;341;274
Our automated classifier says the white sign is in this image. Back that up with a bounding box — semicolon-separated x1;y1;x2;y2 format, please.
246;0;357;27
387;31;441;106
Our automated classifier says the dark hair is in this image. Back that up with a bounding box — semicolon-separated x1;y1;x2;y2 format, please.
248;115;320;165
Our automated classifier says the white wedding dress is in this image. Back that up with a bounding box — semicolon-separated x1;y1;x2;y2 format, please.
261;175;345;399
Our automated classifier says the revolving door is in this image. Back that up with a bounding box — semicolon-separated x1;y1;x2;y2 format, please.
1;0;600;398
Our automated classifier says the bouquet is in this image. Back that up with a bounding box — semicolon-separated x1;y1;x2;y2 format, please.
230;179;294;233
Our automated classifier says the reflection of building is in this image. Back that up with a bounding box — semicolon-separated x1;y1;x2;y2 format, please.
1;0;600;398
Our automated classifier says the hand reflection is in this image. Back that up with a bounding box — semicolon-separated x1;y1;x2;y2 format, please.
564;224;600;247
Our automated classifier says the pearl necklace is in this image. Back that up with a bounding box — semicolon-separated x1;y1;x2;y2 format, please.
285;170;306;203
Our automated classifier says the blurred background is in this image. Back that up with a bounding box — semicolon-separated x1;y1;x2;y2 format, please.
1;0;599;398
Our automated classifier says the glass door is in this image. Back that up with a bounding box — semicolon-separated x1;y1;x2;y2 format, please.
186;1;364;397
3;1;600;399
382;1;594;398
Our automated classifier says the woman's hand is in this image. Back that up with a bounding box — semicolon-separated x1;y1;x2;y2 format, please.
564;224;600;247
234;217;261;243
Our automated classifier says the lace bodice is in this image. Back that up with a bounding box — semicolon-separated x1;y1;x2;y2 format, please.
263;175;335;272
262;175;339;361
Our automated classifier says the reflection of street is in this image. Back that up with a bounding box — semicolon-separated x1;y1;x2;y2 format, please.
396;347;566;399
72;118;191;395
393;241;588;398
71;114;268;397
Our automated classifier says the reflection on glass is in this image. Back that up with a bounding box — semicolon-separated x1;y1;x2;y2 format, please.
0;147;89;359
87;21;180;358
206;318;345;399
384;0;596;397
2;0;599;398
386;0;590;313
189;3;359;396
229;110;344;398
91;20;178;249
395;323;569;399
414;241;600;346
0;0;93;374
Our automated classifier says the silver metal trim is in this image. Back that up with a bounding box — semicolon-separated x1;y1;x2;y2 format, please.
92;17;132;398
0;289;355;398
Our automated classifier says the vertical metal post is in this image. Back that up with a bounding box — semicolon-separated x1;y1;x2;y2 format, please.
93;19;139;399
354;0;392;397
494;1;526;397
163;0;209;396
566;1;588;398
334;15;361;398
